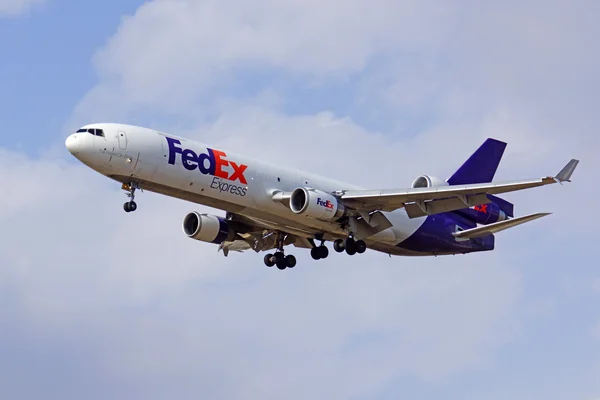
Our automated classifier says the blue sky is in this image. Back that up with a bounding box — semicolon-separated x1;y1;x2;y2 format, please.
1;1;599;399
0;0;142;150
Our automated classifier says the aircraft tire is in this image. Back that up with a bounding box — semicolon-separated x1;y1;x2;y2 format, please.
310;247;321;260
333;239;345;253
275;252;287;269
318;246;329;259
355;240;367;254
286;255;297;268
123;202;131;212
345;238;357;255
264;253;275;267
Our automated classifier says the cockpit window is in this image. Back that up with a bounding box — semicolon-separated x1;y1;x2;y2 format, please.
75;128;104;137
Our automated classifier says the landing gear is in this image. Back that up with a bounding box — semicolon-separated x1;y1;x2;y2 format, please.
122;182;140;213
334;237;367;255
263;252;296;269
310;245;329;260
263;232;296;270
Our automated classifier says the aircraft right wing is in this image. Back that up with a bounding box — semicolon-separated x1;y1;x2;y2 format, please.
337;159;579;217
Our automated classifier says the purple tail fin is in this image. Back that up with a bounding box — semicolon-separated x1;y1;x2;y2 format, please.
447;138;514;218
447;138;507;185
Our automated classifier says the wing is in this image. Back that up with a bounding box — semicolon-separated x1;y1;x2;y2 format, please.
337;159;579;217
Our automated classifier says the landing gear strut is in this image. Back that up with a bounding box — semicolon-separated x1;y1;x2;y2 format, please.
123;182;140;213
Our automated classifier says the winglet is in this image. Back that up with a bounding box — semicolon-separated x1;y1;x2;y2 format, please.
555;159;579;183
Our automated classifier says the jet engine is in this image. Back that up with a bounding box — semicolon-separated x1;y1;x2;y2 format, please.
411;175;449;188
456;202;508;225
182;212;232;244
289;187;346;221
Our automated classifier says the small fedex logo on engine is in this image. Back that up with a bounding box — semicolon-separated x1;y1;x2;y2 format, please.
317;198;334;209
166;137;248;196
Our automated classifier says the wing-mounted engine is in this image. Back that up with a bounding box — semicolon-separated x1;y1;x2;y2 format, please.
182;212;233;244
411;175;449;188
289;187;346;221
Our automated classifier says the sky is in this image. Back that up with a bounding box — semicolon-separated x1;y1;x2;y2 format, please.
0;0;599;399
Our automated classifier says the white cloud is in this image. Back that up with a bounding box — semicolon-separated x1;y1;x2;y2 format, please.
0;144;523;399
0;0;43;16
6;0;600;398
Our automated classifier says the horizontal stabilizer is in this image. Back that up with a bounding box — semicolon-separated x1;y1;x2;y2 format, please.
452;212;551;241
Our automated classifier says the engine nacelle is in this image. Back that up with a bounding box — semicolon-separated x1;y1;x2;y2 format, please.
456;202;508;225
411;175;449;188
182;212;231;244
290;187;346;221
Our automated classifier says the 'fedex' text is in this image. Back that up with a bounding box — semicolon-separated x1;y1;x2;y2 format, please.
317;198;334;209
166;137;248;196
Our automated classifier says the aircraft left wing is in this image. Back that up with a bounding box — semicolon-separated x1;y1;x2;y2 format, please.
337;159;579;217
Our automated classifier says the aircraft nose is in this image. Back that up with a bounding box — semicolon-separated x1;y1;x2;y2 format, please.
65;134;79;154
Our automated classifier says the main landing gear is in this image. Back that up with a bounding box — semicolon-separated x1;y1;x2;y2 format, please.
264;233;296;270
264;235;367;270
264;252;297;270
310;240;329;260
122;182;140;213
333;237;366;256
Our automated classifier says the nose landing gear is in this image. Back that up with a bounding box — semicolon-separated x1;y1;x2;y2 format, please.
122;182;140;212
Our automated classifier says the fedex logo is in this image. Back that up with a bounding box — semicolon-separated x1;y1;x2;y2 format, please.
473;204;488;213
166;137;248;184
317;198;334;209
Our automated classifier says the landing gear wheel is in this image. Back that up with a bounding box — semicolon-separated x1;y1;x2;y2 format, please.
264;253;275;267
311;247;321;260
333;239;345;253
285;255;297;268
355;240;367;254
345;237;357;255
274;252;287;269
318;246;329;259
123;201;137;212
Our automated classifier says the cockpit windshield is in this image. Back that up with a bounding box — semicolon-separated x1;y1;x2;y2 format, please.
76;128;105;137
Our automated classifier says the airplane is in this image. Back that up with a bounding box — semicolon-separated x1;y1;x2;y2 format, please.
65;123;579;270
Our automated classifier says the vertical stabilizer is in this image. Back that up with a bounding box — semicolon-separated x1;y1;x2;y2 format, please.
447;138;507;185
448;138;514;218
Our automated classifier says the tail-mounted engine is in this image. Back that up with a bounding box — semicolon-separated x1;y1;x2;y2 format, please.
411;175;449;188
290;187;346;221
182;212;232;244
455;202;508;225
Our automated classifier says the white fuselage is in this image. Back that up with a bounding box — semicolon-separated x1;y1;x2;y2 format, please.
66;123;427;255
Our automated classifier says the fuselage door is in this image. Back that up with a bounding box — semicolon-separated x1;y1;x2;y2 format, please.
117;130;128;150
